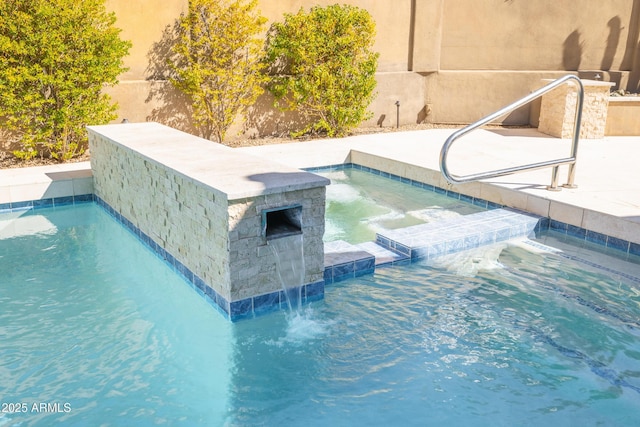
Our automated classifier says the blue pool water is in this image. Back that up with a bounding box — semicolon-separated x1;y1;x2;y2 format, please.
2;204;640;426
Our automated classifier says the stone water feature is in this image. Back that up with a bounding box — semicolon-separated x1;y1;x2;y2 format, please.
87;122;329;320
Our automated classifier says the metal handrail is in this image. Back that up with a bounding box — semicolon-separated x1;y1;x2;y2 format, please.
439;74;584;191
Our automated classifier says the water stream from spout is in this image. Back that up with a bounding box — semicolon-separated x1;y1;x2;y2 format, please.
269;234;305;312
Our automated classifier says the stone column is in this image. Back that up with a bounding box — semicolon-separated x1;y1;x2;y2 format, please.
538;79;615;139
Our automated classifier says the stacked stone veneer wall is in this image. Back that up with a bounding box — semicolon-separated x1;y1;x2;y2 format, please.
227;188;326;302
539;79;615;139
89;137;230;297
88;123;328;319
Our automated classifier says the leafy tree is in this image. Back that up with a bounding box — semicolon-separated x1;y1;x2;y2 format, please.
264;4;379;138
0;0;131;161
169;0;267;143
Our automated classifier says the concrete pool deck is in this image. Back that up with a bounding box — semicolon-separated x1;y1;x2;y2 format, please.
1;127;639;247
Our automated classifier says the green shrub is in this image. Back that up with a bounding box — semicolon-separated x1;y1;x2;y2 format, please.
264;4;379;138
168;0;268;143
0;0;131;161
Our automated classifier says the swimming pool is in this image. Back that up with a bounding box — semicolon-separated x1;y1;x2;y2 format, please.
1;203;639;426
318;167;486;244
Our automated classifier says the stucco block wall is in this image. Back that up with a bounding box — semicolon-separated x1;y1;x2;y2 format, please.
96;0;640;133
365;72;429;127
5;1;639;148
440;0;638;72
424;70;574;125
606;97;640;136
103;72;428;135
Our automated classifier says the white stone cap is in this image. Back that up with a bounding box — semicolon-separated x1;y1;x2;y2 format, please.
542;78;616;88
608;95;640;102
87;122;330;200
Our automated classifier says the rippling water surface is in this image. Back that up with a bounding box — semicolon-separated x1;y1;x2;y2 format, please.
1;204;640;426
321;168;484;243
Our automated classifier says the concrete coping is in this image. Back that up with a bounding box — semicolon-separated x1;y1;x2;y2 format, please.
608;96;640;103
87;122;330;201
542;78;616;88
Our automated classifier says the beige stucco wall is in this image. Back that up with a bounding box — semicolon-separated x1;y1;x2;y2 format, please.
105;0;188;81
100;0;640;136
250;0;414;73
606;97;640;136
440;0;639;72
429;0;640;124
3;0;637;144
102;0;431;137
423;70;573;125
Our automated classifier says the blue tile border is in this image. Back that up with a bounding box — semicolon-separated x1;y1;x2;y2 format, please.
94;195;324;322
522;239;640;285
545;217;637;256
33;198;54;209
3;184;638;266
306;163;499;211
324;255;376;285
0;194;94;213
323;240;377;285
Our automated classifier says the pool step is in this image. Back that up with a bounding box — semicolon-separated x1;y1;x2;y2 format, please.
376;208;542;261
356;241;411;267
324;240;376;284
324;239;414;284
323;208;543;284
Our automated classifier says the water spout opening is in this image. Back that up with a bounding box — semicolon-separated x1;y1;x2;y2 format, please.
264;205;305;312
263;205;302;241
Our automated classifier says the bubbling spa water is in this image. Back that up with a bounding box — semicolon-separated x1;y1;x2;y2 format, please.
320;168;485;243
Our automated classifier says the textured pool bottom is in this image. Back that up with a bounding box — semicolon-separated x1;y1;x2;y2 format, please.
2;163;640;320
455;276;640;398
